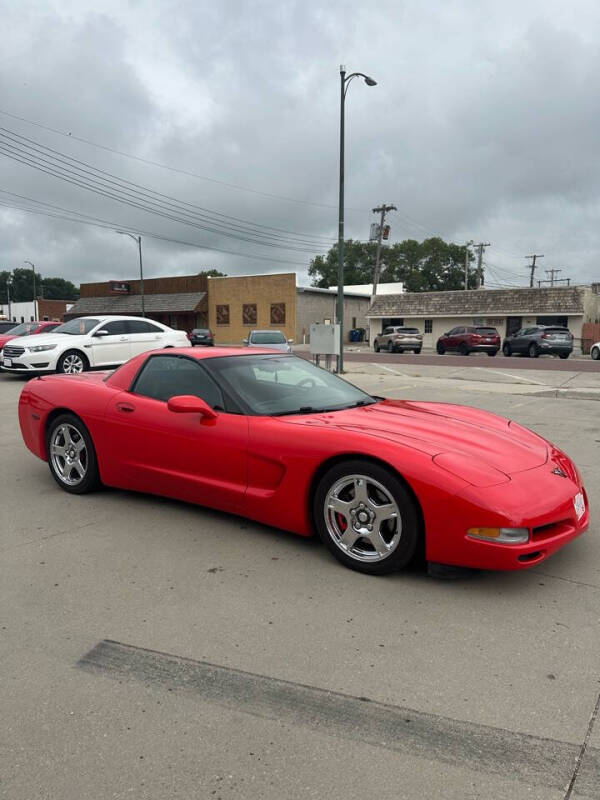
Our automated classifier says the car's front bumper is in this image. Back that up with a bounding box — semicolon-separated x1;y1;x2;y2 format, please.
425;460;589;570
1;353;57;372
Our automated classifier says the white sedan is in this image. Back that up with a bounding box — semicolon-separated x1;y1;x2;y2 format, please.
1;315;189;374
591;341;600;361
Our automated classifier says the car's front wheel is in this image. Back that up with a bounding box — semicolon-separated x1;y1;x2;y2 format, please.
314;460;420;575
528;343;539;358
592;346;600;361
502;344;511;357
387;341;394;352
46;413;100;494
374;342;380;353
436;342;445;354
559;353;570;359
57;350;89;374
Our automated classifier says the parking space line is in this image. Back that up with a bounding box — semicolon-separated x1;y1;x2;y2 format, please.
471;367;550;386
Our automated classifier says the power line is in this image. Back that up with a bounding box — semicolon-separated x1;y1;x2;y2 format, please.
0;191;311;267
0;132;332;253
0;126;334;249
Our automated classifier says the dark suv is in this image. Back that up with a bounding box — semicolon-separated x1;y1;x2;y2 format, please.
189;328;214;346
502;326;573;359
436;326;501;356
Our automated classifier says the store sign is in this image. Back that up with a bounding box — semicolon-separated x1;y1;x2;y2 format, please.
110;281;130;294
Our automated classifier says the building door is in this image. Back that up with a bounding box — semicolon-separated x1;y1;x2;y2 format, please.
506;317;522;337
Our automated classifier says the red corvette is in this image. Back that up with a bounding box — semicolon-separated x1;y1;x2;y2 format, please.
18;348;589;574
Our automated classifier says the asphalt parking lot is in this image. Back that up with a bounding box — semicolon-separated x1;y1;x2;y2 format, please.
1;368;599;799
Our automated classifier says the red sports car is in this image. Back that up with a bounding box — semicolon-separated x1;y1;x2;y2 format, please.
0;320;61;355
18;348;589;574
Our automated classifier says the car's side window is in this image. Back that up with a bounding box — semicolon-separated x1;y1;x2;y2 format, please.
382;328;391;335
447;328;458;335
132;355;224;408
127;320;163;334
101;320;130;335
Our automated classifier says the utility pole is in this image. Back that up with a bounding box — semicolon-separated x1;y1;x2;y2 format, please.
525;254;544;288
372;203;396;296
545;268;561;287
6;276;12;321
464;240;474;289
473;243;490;289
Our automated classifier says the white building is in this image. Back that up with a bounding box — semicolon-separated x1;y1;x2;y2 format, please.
0;301;37;323
327;282;405;296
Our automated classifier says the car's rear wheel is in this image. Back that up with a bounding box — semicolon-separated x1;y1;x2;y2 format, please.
502;344;511;357
46;413;100;494
528;343;539;358
414;349;421;354
559;353;570;359
487;350;497;357
314;460;420;575
592;346;600;361
459;343;469;356
57;350;88;374
436;342;445;355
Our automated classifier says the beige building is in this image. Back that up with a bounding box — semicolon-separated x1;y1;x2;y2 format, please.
367;285;600;352
208;273;370;345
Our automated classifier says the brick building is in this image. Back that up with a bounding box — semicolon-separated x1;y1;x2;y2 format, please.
367;285;600;352
65;274;208;331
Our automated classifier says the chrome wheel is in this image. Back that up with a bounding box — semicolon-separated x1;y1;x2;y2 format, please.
60;352;85;374
50;424;88;486
324;474;402;563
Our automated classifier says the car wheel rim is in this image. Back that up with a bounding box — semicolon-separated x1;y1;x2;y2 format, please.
324;474;402;563
50;424;88;486
62;354;84;373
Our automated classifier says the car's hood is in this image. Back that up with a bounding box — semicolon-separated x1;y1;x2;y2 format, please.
283;399;549;476
8;332;78;347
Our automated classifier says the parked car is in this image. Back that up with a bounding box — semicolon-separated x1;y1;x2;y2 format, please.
189;328;215;346
0;320;61;358
436;326;500;356
1;315;188;374
19;348;588;574
591;341;600;361
0;320;17;334
502;326;573;359
243;329;292;352
373;326;423;353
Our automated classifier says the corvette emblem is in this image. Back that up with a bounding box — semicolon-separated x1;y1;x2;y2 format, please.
552;467;567;478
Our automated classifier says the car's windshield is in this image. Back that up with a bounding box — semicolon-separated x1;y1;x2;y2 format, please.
207;354;376;416
6;322;41;336
250;332;286;344
52;318;101;335
193;329;210;335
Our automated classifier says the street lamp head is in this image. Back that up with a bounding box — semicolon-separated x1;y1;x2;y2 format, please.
364;76;377;86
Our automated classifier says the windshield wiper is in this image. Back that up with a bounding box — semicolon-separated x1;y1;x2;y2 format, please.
270;406;327;416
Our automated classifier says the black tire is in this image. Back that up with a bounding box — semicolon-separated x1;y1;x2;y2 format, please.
414;349;421;354
459;343;469;356
436;342;445;355
502;344;511;357
591;346;600;361
56;350;89;374
528;343;539;358
313;459;420;575
487;350;498;357
374;343;380;353
387;341;394;353
559;353;570;359
46;413;100;494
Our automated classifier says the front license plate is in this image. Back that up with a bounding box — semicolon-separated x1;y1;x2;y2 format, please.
574;492;585;520
3;358;12;367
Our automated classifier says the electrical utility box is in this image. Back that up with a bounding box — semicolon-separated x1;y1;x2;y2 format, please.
309;323;341;355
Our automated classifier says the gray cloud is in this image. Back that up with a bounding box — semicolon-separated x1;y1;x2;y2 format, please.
1;0;599;290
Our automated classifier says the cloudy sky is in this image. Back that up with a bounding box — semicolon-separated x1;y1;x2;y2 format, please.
1;0;599;290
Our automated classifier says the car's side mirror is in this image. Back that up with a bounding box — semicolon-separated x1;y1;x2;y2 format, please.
167;395;218;419
242;338;249;345
93;330;109;337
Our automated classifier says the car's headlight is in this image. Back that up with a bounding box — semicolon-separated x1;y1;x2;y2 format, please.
27;344;57;353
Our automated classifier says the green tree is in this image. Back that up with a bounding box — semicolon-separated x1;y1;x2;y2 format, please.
39;277;79;300
308;237;476;292
0;270;11;305
198;269;227;277
0;269;79;304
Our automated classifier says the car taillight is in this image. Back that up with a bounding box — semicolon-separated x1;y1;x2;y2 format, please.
542;333;549;339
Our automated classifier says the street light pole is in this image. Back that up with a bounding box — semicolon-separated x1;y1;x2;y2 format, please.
336;65;377;373
116;231;145;317
24;261;36;319
6;276;12;321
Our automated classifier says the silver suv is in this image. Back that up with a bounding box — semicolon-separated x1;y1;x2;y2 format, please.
374;326;423;354
502;326;573;359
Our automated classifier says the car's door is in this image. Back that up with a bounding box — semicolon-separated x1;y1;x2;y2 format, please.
513;327;534;353
89;319;132;366
445;327;461;351
103;353;248;512
127;319;168;356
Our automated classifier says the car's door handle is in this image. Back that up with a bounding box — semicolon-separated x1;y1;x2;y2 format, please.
116;402;135;413
119;337;129;341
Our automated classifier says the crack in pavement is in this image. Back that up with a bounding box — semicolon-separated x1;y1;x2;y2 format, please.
78;639;600;797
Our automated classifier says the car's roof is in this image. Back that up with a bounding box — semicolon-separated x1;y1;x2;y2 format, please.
75;315;162;322
249;329;284;334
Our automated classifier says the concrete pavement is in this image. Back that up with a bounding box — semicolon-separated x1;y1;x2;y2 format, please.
1;371;599;799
